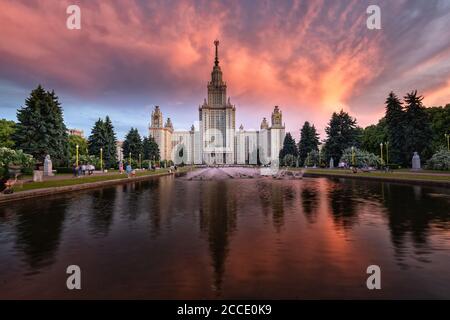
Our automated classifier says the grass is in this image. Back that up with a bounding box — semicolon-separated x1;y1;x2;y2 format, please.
301;168;450;182
13;167;192;192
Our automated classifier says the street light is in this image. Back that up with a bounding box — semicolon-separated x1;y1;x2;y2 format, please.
100;147;103;172
76;144;79;167
351;146;355;166
445;133;450;151
129;152;132;165
139;153;142;169
385;141;389;165
380;142;384;164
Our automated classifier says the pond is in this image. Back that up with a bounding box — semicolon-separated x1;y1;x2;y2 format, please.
0;169;449;299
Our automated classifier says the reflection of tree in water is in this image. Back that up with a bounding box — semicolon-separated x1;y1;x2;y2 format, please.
256;180;271;217
301;183;319;224
87;188;116;237
257;180;298;231
199;180;236;296
271;183;292;231
381;183;450;261
327;179;358;230
13;198;68;271
147;179;163;238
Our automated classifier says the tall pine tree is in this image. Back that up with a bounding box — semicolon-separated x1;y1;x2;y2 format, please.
403;90;433;162
279;132;298;163
323;110;359;162
122;128;143;161
385;91;405;165
298;121;320;165
14;85;69;164
88;118;105;157
103;116;117;168
143;136;160;161
87;116;118;168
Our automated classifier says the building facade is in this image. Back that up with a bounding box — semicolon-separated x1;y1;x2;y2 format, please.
149;41;285;165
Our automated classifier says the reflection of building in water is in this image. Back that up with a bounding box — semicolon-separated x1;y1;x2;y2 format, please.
198;181;237;294
149;40;285;165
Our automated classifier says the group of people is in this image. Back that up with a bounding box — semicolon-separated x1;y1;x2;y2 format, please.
73;163;95;177
119;161;135;178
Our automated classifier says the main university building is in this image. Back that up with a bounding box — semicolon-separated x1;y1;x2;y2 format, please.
149;41;285;165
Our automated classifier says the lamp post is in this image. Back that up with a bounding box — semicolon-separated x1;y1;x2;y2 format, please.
100;147;103;172
445;133;450;151
380;142;384;165
129;152;132;165
385;141;389;165
76;144;79;167
351;146;355;166
139;153;142;169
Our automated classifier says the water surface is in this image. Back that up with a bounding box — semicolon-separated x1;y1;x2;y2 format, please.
0;171;449;299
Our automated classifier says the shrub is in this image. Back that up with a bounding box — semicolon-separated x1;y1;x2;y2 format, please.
0;148;35;189
339;147;382;167
426;149;450;171
283;154;296;167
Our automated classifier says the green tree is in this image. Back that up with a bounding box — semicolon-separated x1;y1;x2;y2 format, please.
339;147;382;167
14;85;69;164
426;149;450;171
279;132;298;165
304;149;320;167
0;147;35;190
0;119;16;148
323;110;360;162
385;92;405;165
403;90;433;161
143;136;160;161
103;116;117;168
283;154;296;167
122;128;143;162
361;118;387;156
87;116;117;168
88;118;105;158
298;121;320;165
68;134;88;160
427;104;450;152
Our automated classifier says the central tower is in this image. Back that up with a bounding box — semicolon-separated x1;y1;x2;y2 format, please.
199;40;236;164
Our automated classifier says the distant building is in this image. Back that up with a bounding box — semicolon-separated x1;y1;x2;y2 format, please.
67;128;84;137
116;141;124;162
149;40;285;165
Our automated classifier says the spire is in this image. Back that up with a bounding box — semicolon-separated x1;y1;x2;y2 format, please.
214;39;219;66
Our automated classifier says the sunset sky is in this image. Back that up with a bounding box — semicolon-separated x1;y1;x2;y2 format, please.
1;0;449;140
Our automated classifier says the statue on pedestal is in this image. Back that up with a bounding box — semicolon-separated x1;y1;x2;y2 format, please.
43;155;54;176
412;152;421;170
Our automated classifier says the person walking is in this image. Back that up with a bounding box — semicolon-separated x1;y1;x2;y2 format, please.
126;163;132;178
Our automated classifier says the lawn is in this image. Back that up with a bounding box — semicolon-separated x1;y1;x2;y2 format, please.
302;168;450;182
14;167;192;192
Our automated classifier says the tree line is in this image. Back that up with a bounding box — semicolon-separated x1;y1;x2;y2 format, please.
0;85;160;169
1;85;449;169
278;90;449;168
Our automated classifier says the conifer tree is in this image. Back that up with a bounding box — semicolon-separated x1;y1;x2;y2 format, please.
14;85;69;164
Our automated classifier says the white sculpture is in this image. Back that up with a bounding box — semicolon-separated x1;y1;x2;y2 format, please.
412;152;421;170
43;155;54;176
